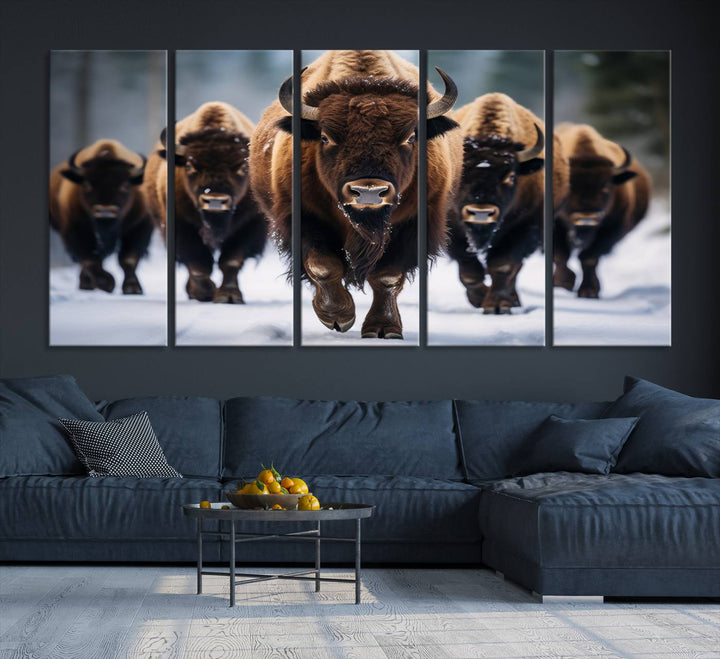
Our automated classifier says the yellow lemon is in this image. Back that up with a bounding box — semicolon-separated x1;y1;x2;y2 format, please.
267;480;283;494
246;480;268;495
199;500;211;509
271;504;286;510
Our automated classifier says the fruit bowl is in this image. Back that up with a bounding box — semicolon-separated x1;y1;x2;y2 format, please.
225;492;303;510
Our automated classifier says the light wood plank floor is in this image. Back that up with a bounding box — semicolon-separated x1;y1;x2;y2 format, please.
1;566;719;658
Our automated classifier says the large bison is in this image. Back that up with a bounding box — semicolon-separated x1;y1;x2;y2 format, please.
49;139;151;294
445;93;560;313
250;50;462;338
144;101;267;303
553;123;651;298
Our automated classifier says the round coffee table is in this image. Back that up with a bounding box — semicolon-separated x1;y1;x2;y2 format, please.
182;503;375;606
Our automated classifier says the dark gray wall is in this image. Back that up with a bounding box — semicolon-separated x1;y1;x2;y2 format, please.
1;0;717;402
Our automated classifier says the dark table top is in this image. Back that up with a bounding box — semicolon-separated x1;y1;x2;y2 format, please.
182;502;374;522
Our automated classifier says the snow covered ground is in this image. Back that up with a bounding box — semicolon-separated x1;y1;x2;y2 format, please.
175;245;292;346
554;199;671;346
301;279;419;346
50;233;168;346
428;199;670;346
428;249;545;346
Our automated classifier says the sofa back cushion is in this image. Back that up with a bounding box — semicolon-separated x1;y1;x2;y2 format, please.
224;397;461;480
99;396;222;479
606;376;720;477
0;374;103;477
454;400;610;482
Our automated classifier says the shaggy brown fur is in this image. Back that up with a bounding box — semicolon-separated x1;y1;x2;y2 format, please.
49;139;153;294
447;93;553;313
553;123;651;298
143;102;267;303
249;50;462;338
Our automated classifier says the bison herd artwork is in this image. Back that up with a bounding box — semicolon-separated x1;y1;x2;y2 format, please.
49;49;670;347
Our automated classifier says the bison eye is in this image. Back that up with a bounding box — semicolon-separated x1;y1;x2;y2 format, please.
404;133;416;145
185;162;196;174
320;134;330;145
503;172;516;186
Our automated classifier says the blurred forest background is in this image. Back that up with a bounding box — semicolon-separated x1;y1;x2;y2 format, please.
49;50;166;266
429;51;544;118
176;50;291;124
555;51;670;193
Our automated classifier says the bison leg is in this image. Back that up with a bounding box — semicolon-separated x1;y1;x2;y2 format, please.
457;258;488;309
176;218;216;302
214;259;245;304
79;260;115;293
483;261;522;314
362;269;405;339
553;220;576;291
118;216;153;295
578;256;601;298
305;249;355;332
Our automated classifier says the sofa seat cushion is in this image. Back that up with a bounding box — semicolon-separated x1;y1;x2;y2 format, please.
221;475;483;544
0;476;222;541
479;472;720;569
99;396;223;479
224;397;462;480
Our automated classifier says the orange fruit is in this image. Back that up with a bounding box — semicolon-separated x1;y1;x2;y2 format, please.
289;478;309;494
199;500;211;509
271;504;286;510
267;481;283;494
221;505;230;510
280;477;294;490
257;469;275;484
298;494;320;511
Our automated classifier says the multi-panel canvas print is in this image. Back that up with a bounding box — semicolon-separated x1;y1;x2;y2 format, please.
173;50;293;345
552;51;671;346
49;50;167;346
299;50;421;345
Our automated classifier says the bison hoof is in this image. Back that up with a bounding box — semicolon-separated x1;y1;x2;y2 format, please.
321;315;355;333
578;287;600;299
482;296;514;315
80;268;115;293
214;288;244;304
313;293;355;333
465;285;489;309
553;269;576;291
122;279;143;295
361;326;403;339
187;276;216;302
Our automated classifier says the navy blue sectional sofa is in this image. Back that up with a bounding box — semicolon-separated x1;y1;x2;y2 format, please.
1;374;719;598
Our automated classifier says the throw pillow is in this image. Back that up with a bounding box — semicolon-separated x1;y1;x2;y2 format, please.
515;414;640;476
0;375;104;477
59;411;182;478
606;376;720;477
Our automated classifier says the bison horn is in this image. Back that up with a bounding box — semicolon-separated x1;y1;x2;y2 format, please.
279;69;320;122
612;146;633;175
517;124;545;162
129;154;147;179
427;68;458;119
160;127;167;147
66;149;83;173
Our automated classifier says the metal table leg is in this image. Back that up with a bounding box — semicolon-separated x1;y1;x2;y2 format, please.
229;519;236;607
355;518;361;605
196;517;203;595
315;521;321;592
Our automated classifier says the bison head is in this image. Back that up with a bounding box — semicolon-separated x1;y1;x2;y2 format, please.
61;150;145;250
456;128;544;252
560;147;637;250
277;68;458;283
159;127;250;249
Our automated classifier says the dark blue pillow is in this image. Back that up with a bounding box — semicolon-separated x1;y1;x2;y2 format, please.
606;376;720;477
0;375;103;477
514;414;639;476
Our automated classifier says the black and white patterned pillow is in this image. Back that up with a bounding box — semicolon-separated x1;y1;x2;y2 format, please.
59;411;182;478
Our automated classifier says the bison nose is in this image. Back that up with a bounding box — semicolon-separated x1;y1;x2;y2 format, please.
199;193;233;212
341;179;397;207
91;204;120;220
462;204;500;224
570;212;601;227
